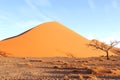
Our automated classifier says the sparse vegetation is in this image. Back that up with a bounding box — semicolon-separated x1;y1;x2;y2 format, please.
78;75;84;80
63;75;69;80
87;75;98;80
53;65;61;69
0;56;120;79
88;39;120;60
0;50;10;57
29;59;43;62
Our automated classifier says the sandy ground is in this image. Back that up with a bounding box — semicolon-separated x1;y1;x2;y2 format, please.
0;56;120;80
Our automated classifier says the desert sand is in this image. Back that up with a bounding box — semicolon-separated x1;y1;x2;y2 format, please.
0;22;115;57
0;56;120;80
0;21;119;80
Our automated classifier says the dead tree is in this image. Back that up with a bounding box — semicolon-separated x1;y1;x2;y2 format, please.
88;39;120;60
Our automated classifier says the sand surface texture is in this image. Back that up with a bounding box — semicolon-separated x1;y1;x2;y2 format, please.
0;56;120;80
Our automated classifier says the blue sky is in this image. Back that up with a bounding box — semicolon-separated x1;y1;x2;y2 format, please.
0;0;120;42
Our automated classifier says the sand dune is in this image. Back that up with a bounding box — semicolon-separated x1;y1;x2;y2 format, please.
0;22;114;57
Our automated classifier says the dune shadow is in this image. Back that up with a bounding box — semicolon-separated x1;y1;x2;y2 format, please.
2;28;34;41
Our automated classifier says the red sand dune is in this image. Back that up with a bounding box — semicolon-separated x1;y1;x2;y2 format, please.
0;22;114;57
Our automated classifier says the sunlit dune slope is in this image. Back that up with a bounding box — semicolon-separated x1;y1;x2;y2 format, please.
0;22;114;57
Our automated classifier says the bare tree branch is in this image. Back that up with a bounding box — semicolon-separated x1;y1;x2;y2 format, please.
87;39;120;60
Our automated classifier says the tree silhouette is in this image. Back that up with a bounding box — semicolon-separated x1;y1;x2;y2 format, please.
88;39;120;60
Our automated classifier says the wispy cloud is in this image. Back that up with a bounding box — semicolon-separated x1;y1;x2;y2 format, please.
104;0;119;12
0;15;21;27
33;0;51;7
88;0;95;10
104;4;111;13
25;0;54;21
111;0;118;9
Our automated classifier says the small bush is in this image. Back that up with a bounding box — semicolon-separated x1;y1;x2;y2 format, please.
85;66;113;75
29;59;43;62
87;75;98;80
53;65;61;69
78;75;84;80
17;62;32;67
63;75;69;80
99;59;103;61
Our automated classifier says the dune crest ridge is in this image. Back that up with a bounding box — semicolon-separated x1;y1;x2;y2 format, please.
0;21;114;57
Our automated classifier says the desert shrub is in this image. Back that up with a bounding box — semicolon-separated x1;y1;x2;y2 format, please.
111;59;116;61
78;75;84;80
86;75;98;80
17;62;32;67
110;69;120;75
22;57;27;59
100;55;104;57
62;61;85;69
85;67;93;74
56;60;64;63
0;50;10;57
85;66;113;75
29;59;43;62
81;60;89;63
53;65;61;69
63;62;69;65
63;75;69;80
98;59;103;61
63;63;77;69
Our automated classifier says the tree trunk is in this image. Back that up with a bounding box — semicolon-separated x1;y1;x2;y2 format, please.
106;51;109;60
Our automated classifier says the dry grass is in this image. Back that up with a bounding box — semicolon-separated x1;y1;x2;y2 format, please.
53;65;61;69
63;75;69;80
85;66;113;75
17;62;32;67
86;75;98;80
0;56;120;79
29;59;43;62
78;74;84;80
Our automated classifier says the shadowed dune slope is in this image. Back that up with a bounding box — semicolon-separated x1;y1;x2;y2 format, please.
0;22;114;57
